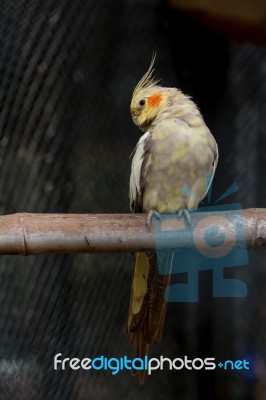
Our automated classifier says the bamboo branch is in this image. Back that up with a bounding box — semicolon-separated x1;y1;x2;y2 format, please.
0;208;265;256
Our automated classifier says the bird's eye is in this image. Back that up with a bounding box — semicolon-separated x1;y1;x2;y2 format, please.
139;99;145;106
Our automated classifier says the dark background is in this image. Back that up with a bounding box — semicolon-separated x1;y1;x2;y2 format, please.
0;0;265;399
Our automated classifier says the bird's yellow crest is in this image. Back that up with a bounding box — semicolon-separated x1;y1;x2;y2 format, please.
132;53;159;98
131;54;166;131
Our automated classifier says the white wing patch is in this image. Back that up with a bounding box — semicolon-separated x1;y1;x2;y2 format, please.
129;131;150;209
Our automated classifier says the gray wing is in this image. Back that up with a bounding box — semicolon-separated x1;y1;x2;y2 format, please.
129;131;151;213
203;137;219;199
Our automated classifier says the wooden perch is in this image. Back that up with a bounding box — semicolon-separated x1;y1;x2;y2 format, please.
0;208;265;256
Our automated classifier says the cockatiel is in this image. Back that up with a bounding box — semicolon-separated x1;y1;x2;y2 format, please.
127;56;218;383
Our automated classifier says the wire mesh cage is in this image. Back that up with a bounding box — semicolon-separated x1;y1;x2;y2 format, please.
0;1;265;399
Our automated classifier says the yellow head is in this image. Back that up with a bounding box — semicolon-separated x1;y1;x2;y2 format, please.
130;56;167;132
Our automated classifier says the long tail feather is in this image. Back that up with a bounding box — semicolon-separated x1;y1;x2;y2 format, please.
127;250;172;383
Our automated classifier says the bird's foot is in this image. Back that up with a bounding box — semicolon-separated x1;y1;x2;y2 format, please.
146;209;161;230
177;209;191;228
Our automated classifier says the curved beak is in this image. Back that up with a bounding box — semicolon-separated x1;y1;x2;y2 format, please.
131;111;139;126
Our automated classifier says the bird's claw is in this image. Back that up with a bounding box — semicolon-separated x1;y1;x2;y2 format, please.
146;209;161;230
177;209;191;228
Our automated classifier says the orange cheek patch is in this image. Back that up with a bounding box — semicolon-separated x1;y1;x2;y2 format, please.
147;93;163;107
